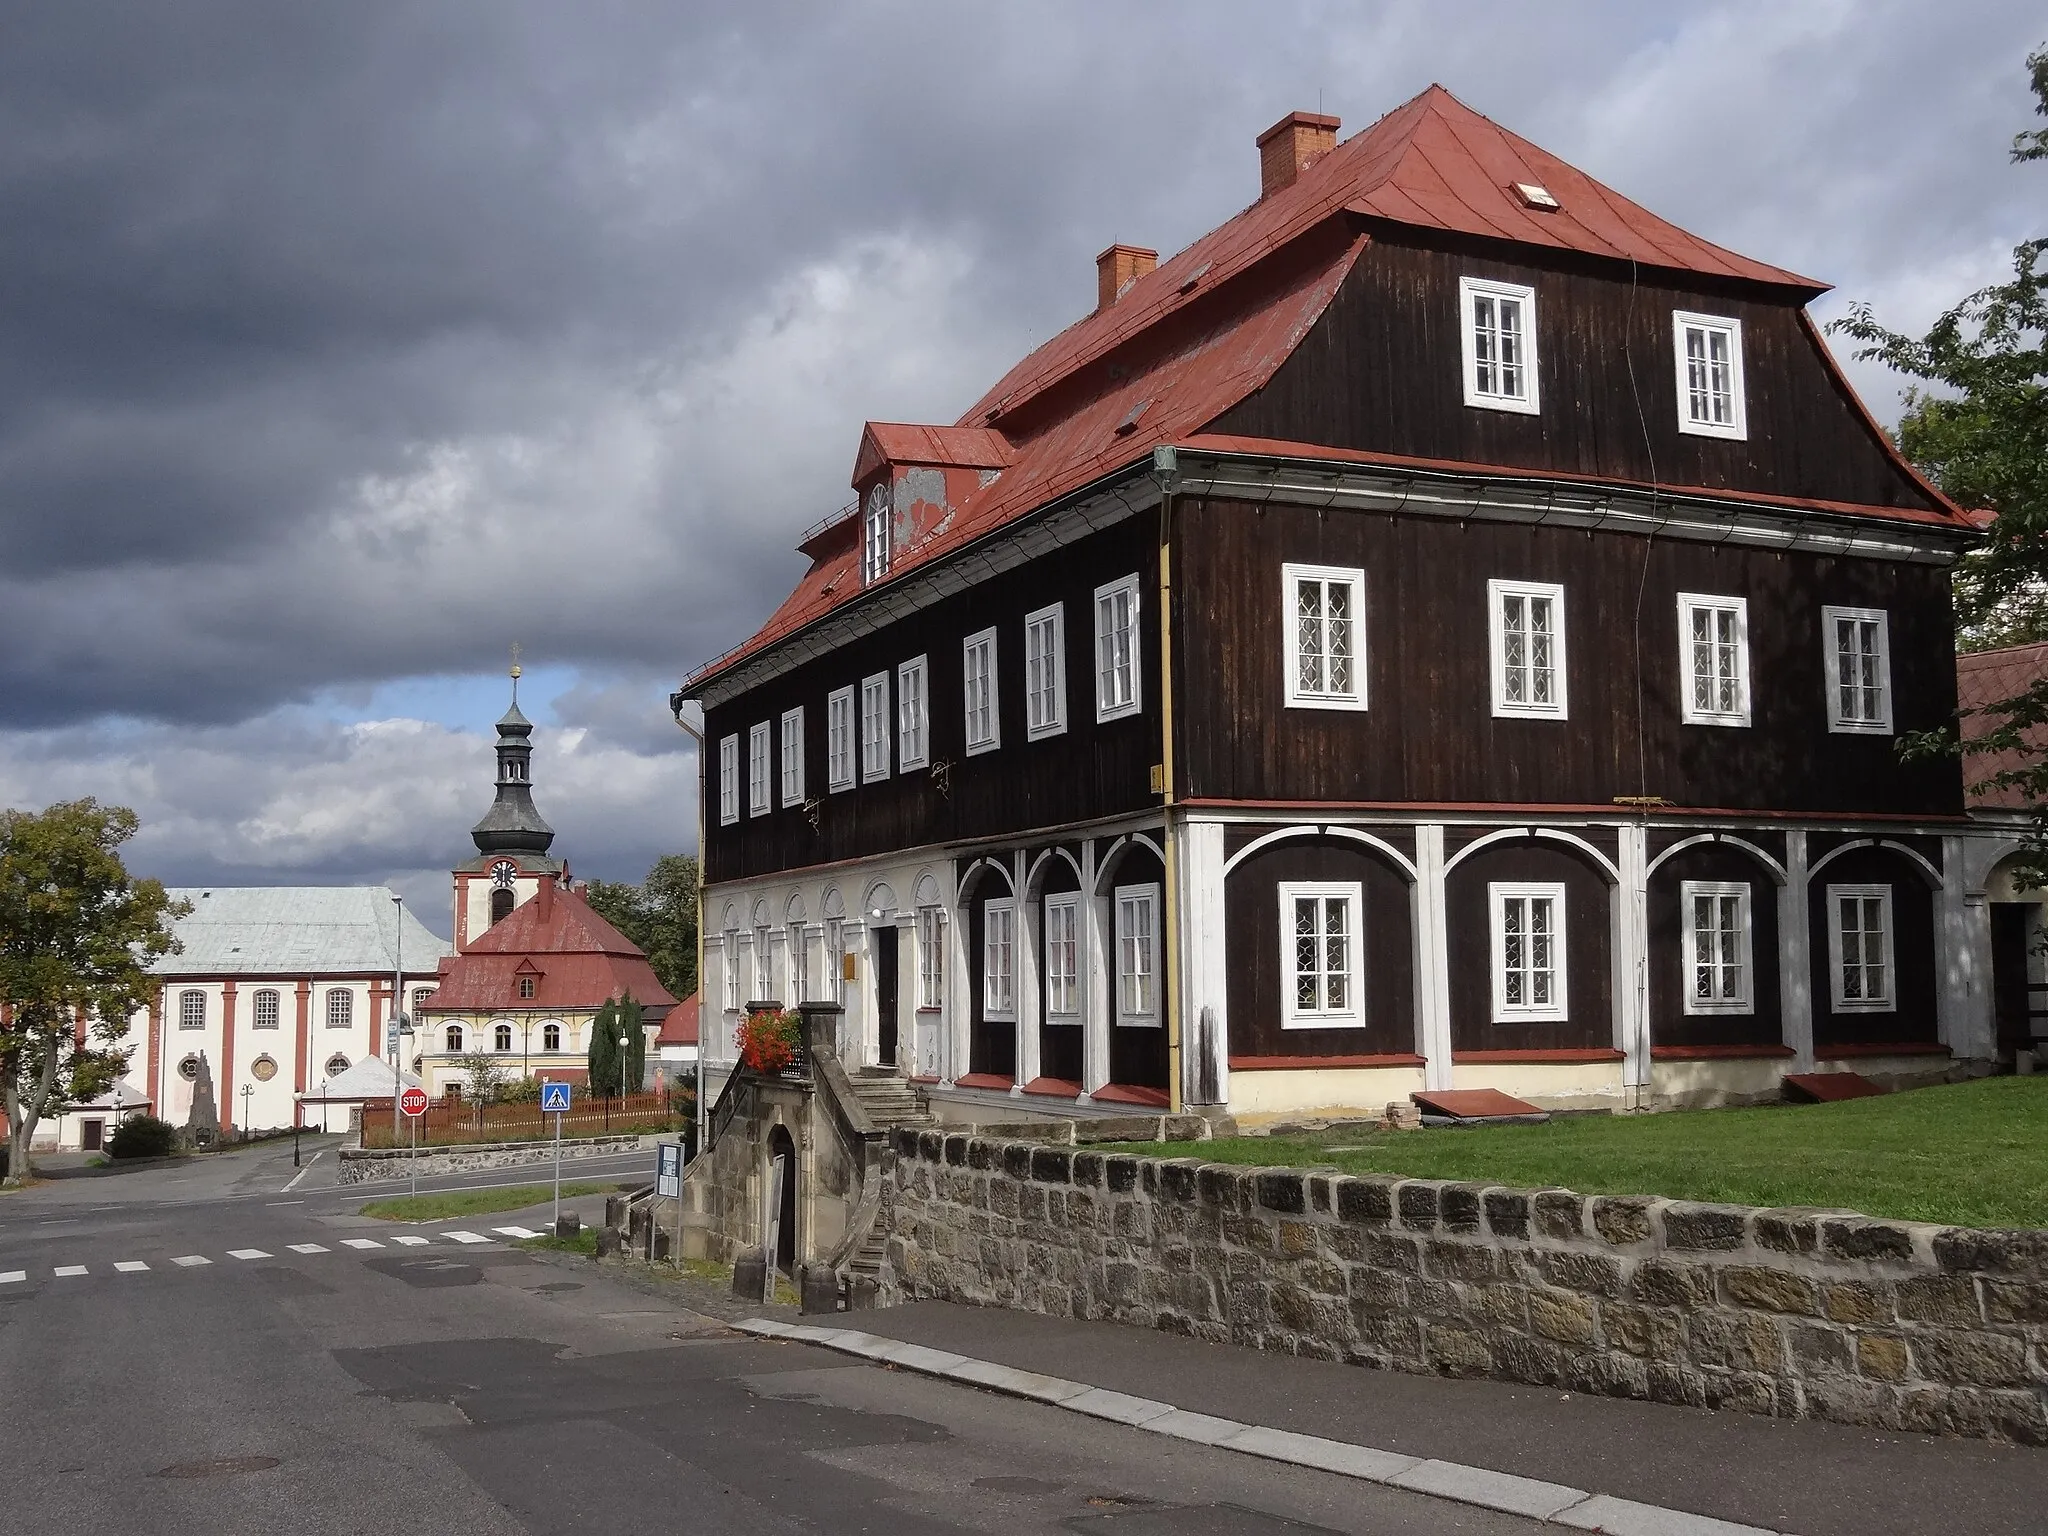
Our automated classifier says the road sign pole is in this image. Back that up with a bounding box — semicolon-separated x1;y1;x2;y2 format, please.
552;1110;562;1226
410;1113;417;1202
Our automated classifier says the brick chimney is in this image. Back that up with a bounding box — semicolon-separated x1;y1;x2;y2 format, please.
535;874;555;922
1096;243;1158;312
1257;110;1340;198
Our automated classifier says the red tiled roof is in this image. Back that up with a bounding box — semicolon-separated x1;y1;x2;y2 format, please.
1958;640;2048;810
656;993;699;1048
683;85;1946;695
420;884;677;1015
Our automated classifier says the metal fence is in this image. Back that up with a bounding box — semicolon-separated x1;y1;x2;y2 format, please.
359;1090;690;1149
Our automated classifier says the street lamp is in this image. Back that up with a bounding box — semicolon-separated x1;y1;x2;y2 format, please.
239;1082;253;1142
390;892;405;1145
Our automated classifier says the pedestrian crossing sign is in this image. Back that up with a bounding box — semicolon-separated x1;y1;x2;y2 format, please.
541;1081;571;1113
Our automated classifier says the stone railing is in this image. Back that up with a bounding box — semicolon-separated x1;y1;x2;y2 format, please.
879;1129;2048;1444
336;1133;651;1185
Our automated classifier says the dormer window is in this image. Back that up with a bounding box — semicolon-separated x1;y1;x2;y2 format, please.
861;481;891;585
1674;312;1747;439
1459;276;1540;414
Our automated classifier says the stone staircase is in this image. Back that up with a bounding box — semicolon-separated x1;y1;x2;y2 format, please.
846;1068;928;1130
843;1069;928;1297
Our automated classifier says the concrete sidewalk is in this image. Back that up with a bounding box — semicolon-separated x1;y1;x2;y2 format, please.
807;1301;2047;1536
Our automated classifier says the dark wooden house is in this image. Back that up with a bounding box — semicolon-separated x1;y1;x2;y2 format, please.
680;85;2014;1122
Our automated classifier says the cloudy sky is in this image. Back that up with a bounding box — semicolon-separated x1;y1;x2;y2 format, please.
1;1;2039;935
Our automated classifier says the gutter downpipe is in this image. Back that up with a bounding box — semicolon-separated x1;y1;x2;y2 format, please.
669;693;708;1174
1154;445;1183;1115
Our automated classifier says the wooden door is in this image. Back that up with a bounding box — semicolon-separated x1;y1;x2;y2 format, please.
876;927;900;1069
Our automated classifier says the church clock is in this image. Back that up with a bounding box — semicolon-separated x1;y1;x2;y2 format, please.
490;860;518;888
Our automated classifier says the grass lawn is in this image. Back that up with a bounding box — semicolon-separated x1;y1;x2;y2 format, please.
360;1180;620;1222
1127;1076;2048;1229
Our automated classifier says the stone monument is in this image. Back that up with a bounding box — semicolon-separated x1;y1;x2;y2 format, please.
186;1053;220;1148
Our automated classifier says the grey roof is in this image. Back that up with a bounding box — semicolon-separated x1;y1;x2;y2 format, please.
153;887;452;978
298;1056;422;1103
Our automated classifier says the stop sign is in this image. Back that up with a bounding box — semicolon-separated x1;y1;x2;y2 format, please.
399;1086;429;1117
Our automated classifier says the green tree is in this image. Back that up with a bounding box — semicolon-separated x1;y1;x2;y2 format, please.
583;854;699;1000
456;1046;505;1108
587;997;621;1097
1831;47;2048;872
617;993;645;1092
0;801;185;1185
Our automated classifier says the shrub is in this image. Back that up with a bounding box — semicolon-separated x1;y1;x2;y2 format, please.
499;1074;543;1105
735;1009;802;1074
107;1114;180;1160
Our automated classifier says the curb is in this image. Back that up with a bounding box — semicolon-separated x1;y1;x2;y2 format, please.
735;1318;1783;1535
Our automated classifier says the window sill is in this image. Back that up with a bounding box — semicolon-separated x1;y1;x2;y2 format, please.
1096;703;1143;725
1463;392;1541;416
1020;1077;1082;1099
952;1072;1014;1091
1678;420;1748;442
1682;1002;1758;1017
1025;722;1068;743
1826;722;1894;737
1284;695;1370;713
1490;706;1569;722
1090;1082;1170;1108
1680;715;1751;729
1281;1015;1366;1031
964;739;1000;758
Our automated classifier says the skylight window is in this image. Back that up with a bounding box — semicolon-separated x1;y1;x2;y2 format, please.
1514;182;1559;210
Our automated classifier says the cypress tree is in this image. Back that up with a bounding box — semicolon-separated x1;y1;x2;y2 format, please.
618;994;645;1093
587;997;619;1097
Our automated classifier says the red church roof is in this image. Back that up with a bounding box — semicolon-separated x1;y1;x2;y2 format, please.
1959;640;2048;811
685;85;1960;695
421;881;677;1017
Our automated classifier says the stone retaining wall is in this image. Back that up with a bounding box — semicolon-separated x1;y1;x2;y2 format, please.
880;1129;2048;1444
336;1134;653;1185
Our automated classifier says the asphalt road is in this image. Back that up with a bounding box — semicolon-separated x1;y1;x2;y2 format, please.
0;1141;1541;1535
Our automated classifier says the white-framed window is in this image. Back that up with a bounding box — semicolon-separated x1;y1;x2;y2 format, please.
494;1022;514;1052
779;708;805;806
443;1025;463;1054
1681;880;1753;1013
1489;579;1567;718
788;923;810;1005
982;898;1016;1020
1095;575;1142;721
916;905;945;1009
326;988;354;1030
747;722;770;816
1284;563;1366;710
1024;603;1067;740
826;686;856;791
718;734;740;825
1490;882;1568;1023
1115;883;1160;1025
963;628;1000;755
861;481;891;586
1673;311;1747;439
860;672;890;782
825;916;846;1006
252;989;280;1030
1279;881;1363;1027
543;1022;562;1052
1043;894;1080;1018
1828;883;1895;1011
722;930;741;1011
178;989;206;1030
1678;594;1751;727
754;924;775;1001
1823;606;1892;734
898;656;929;770
1459;275;1540;414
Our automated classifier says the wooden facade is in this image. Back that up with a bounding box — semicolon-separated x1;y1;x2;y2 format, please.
684;90;2004;1121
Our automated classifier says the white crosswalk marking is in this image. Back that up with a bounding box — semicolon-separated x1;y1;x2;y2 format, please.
227;1248;270;1260
441;1231;489;1244
340;1238;384;1250
492;1226;542;1239
392;1235;429;1246
0;1271;24;1284
114;1261;149;1273
287;1243;329;1255
172;1256;211;1267
54;1265;87;1278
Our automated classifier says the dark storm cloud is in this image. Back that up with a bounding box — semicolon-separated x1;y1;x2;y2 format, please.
0;0;2041;891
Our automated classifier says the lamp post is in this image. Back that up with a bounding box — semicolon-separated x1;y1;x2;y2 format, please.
391;892;404;1145
239;1082;253;1143
669;692;707;1167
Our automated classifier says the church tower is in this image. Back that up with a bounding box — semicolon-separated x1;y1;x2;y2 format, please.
452;658;567;951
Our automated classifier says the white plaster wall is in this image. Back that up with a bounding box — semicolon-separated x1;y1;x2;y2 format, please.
1228;1065;1426;1121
